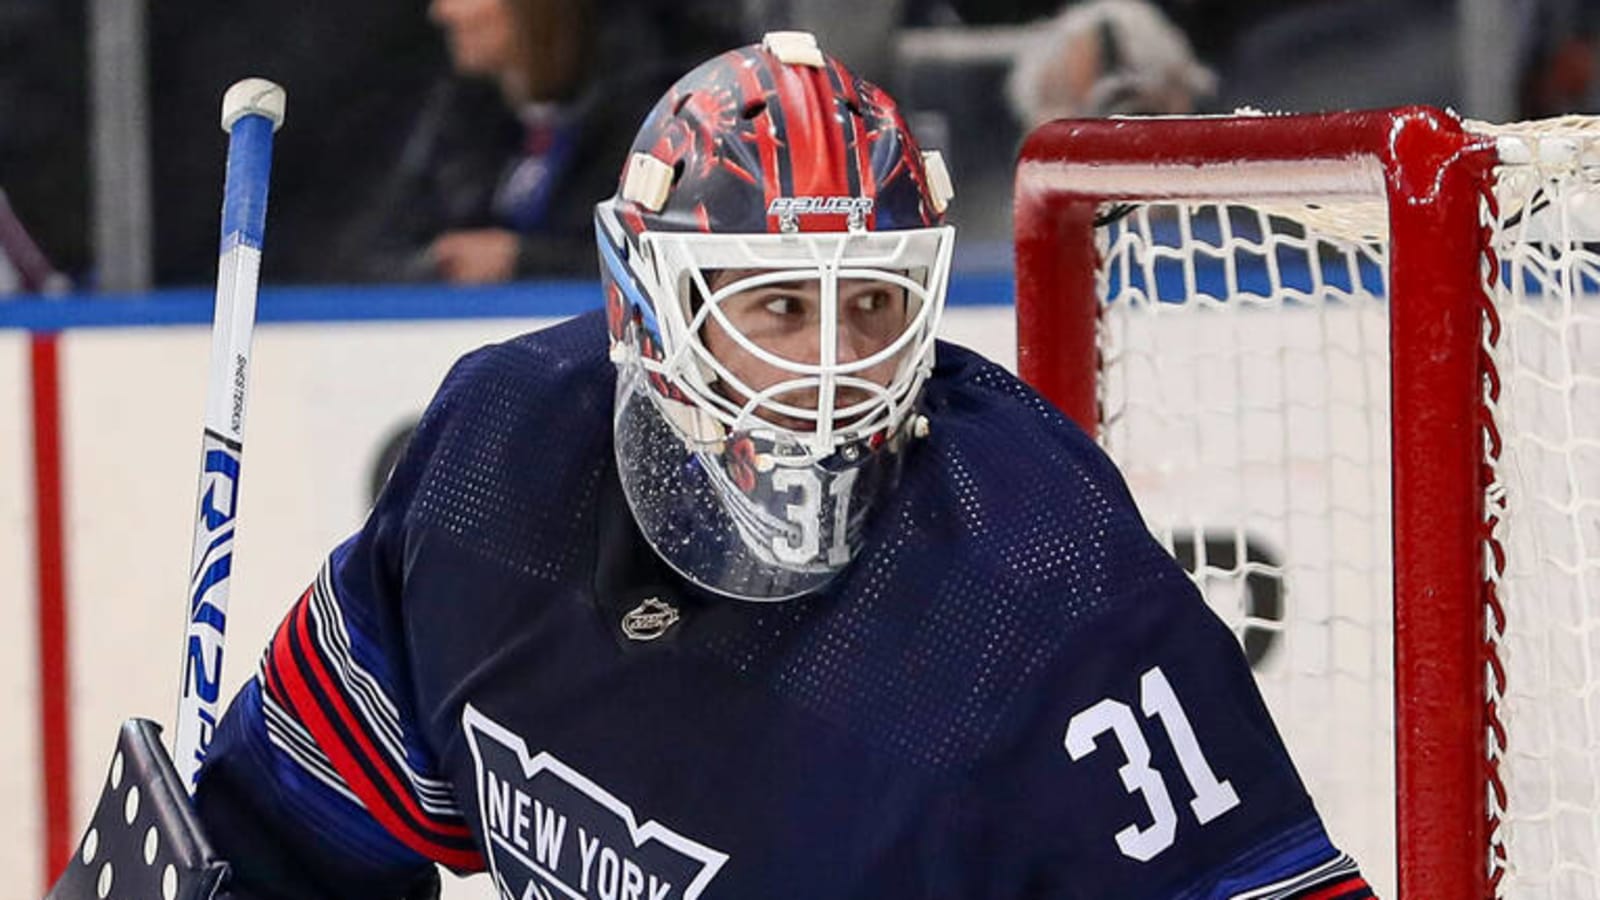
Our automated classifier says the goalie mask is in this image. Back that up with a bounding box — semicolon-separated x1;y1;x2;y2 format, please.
596;32;956;601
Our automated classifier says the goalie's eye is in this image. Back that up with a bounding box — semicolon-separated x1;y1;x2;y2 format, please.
848;289;894;314
761;293;807;318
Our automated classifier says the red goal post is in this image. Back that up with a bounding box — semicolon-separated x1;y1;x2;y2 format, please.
1015;106;1597;899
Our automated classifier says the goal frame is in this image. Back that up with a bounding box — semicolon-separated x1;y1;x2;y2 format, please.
1013;106;1500;899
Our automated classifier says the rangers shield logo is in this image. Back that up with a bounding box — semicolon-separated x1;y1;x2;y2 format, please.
463;705;729;900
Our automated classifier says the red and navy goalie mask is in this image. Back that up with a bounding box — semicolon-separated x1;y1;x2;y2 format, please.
595;31;957;601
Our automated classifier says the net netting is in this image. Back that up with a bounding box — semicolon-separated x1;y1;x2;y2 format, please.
1085;118;1600;898
1478;117;1600;899
1096;200;1397;892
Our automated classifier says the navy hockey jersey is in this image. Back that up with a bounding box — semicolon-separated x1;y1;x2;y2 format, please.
195;310;1374;899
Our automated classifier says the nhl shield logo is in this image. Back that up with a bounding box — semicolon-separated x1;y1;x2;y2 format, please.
621;597;679;642
463;705;728;900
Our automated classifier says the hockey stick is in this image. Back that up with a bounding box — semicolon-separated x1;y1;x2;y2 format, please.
173;78;286;794
43;77;285;900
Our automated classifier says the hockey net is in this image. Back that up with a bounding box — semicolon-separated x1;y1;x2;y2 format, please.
1014;108;1600;899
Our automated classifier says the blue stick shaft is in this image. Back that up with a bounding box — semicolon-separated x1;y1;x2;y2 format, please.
175;82;283;795
220;115;275;252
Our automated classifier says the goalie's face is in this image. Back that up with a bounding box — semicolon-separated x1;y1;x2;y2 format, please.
603;241;950;602
596;34;959;601
702;270;910;433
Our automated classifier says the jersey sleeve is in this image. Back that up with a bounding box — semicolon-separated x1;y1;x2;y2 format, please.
195;353;490;897
952;548;1376;900
910;349;1376;899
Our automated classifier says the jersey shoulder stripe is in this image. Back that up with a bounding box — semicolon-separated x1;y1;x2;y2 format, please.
212;679;434;872
1158;818;1375;900
261;557;483;869
1230;852;1373;900
259;668;360;807
301;565;461;813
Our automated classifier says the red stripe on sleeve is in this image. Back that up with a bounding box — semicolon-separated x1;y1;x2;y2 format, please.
268;593;483;870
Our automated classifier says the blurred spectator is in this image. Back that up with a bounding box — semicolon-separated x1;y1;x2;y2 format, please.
1518;0;1600;117
330;0;742;284
146;0;445;284
1006;0;1215;128
0;0;89;281
744;0;907;85
938;0;1057;25
942;0;1328;68
1212;0;1456;114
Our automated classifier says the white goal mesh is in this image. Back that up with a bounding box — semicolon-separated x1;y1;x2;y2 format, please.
1481;118;1600;899
1095;200;1398;893
1021;111;1600;898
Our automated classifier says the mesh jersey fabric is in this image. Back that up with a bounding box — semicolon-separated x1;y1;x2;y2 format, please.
195;309;1373;899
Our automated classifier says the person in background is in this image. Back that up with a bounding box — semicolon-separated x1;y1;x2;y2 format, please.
0;0;89;284
743;0;908;86
1005;0;1215;129
331;0;741;284
145;0;445;285
1518;0;1600;118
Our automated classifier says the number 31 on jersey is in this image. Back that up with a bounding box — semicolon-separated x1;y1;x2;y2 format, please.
1064;665;1240;862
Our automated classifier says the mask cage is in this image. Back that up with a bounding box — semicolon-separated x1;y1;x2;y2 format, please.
630;224;956;461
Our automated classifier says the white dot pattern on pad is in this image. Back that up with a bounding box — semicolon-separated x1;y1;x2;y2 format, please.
96;861;113;898
109;752;123;790
144;825;160;864
163;864;178;900
81;828;99;864
123;784;141;823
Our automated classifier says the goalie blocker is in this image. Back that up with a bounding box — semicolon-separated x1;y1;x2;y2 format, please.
45;720;228;900
45;721;444;900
